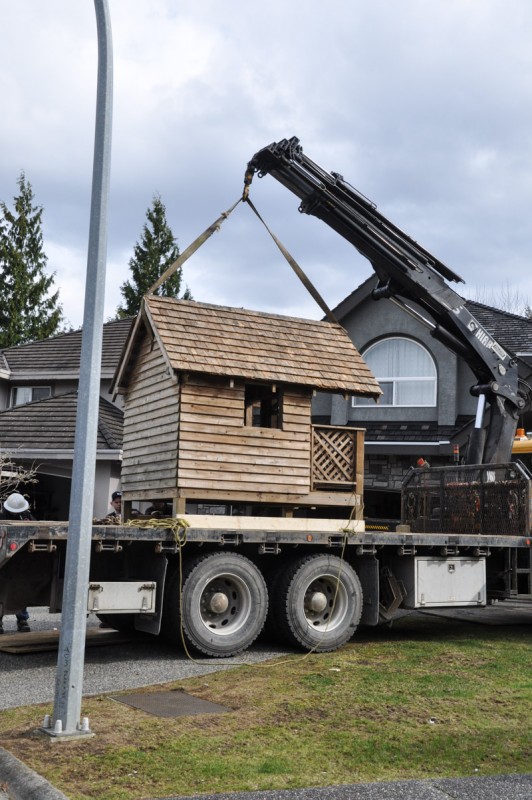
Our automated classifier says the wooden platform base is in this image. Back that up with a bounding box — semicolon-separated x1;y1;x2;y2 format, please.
0;627;132;655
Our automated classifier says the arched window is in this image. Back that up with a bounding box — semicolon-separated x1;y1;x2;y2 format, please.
353;337;437;407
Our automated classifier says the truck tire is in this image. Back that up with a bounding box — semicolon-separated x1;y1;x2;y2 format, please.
164;552;268;657
270;554;362;652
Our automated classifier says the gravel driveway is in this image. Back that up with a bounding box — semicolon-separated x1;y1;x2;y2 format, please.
1;603;529;711
0;607;290;711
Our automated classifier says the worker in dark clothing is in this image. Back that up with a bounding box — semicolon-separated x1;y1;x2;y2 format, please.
145;499;173;518
0;493;34;634
107;490;122;519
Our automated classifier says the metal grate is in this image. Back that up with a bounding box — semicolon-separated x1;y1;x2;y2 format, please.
402;462;531;536
110;690;230;718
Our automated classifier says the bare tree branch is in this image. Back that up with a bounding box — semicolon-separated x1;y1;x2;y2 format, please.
0;455;39;505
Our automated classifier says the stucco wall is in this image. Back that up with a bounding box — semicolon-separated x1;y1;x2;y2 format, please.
315;289;484;428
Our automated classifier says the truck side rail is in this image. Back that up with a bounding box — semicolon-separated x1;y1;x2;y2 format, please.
2;514;532;573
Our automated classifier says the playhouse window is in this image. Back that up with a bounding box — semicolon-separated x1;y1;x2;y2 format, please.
244;384;282;428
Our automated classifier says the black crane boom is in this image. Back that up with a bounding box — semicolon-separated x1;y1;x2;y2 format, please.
245;136;526;464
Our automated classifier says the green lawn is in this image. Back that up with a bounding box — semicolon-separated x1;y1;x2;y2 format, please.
1;614;530;800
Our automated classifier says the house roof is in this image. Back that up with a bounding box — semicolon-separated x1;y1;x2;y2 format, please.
330;279;532;449
358;416;472;446
0;392;123;453
1;318;133;378
333;276;532;359
116;297;381;397
464;300;532;357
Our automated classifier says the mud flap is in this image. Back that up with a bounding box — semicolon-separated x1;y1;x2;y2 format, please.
356;555;379;626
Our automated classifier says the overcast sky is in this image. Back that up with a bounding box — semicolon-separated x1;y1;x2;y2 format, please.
2;1;532;329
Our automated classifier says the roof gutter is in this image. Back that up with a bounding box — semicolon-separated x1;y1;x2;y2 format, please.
0;448;122;461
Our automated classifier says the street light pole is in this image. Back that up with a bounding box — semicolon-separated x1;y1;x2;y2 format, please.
47;0;113;737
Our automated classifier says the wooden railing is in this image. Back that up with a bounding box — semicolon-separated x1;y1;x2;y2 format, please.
311;425;365;492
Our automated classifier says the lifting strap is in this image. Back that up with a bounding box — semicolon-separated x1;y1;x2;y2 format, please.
146;192;340;327
146;197;242;296
244;197;339;325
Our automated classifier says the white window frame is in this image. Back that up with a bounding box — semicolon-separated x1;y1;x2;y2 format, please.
353;337;437;408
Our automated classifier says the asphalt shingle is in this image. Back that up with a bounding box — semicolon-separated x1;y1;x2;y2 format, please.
0;392;123;451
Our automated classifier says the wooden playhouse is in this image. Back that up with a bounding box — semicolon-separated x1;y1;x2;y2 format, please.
112;296;381;518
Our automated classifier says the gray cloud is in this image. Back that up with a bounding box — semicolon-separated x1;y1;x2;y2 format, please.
2;0;532;327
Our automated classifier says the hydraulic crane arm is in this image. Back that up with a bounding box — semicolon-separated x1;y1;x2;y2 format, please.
244;136;527;464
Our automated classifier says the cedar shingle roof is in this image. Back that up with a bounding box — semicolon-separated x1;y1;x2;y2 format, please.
1;318;133;376
0;392;123;452
135;297;381;396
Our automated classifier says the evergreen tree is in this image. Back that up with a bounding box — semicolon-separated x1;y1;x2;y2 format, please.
0;172;63;348
116;194;191;318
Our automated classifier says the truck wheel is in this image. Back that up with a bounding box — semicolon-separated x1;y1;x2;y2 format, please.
271;554;362;652
164;552;268;657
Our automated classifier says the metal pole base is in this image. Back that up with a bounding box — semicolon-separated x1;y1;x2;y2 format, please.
38;715;95;741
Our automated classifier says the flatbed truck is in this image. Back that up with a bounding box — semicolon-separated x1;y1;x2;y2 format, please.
1;462;530;658
1;138;531;658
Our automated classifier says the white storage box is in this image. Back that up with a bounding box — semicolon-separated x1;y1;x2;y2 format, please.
394;557;486;608
87;581;156;613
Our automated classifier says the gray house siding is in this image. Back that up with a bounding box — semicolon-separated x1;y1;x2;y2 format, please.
313;277;532;521
0;318;132;518
339;297;460;429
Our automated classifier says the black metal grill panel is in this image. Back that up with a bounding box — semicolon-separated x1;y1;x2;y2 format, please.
402;463;531;536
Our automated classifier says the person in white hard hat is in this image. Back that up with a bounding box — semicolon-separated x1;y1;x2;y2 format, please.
0;492;34;634
2;493;30;515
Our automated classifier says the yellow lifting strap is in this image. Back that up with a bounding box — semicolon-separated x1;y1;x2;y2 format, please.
146;197;243;296
244;197;339;326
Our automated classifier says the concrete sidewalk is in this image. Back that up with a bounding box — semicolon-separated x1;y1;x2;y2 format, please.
0;747;69;800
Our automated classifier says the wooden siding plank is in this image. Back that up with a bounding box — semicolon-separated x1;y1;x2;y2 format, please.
179;452;309;468
177;435;308;450
123;424;178;443
177;476;309;491
181;386;245;402
125;383;177;406
179;412;245;428
181;399;244;416
179;462;309;478
124;395;179;417
178;488;361;506
179;418;309;438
